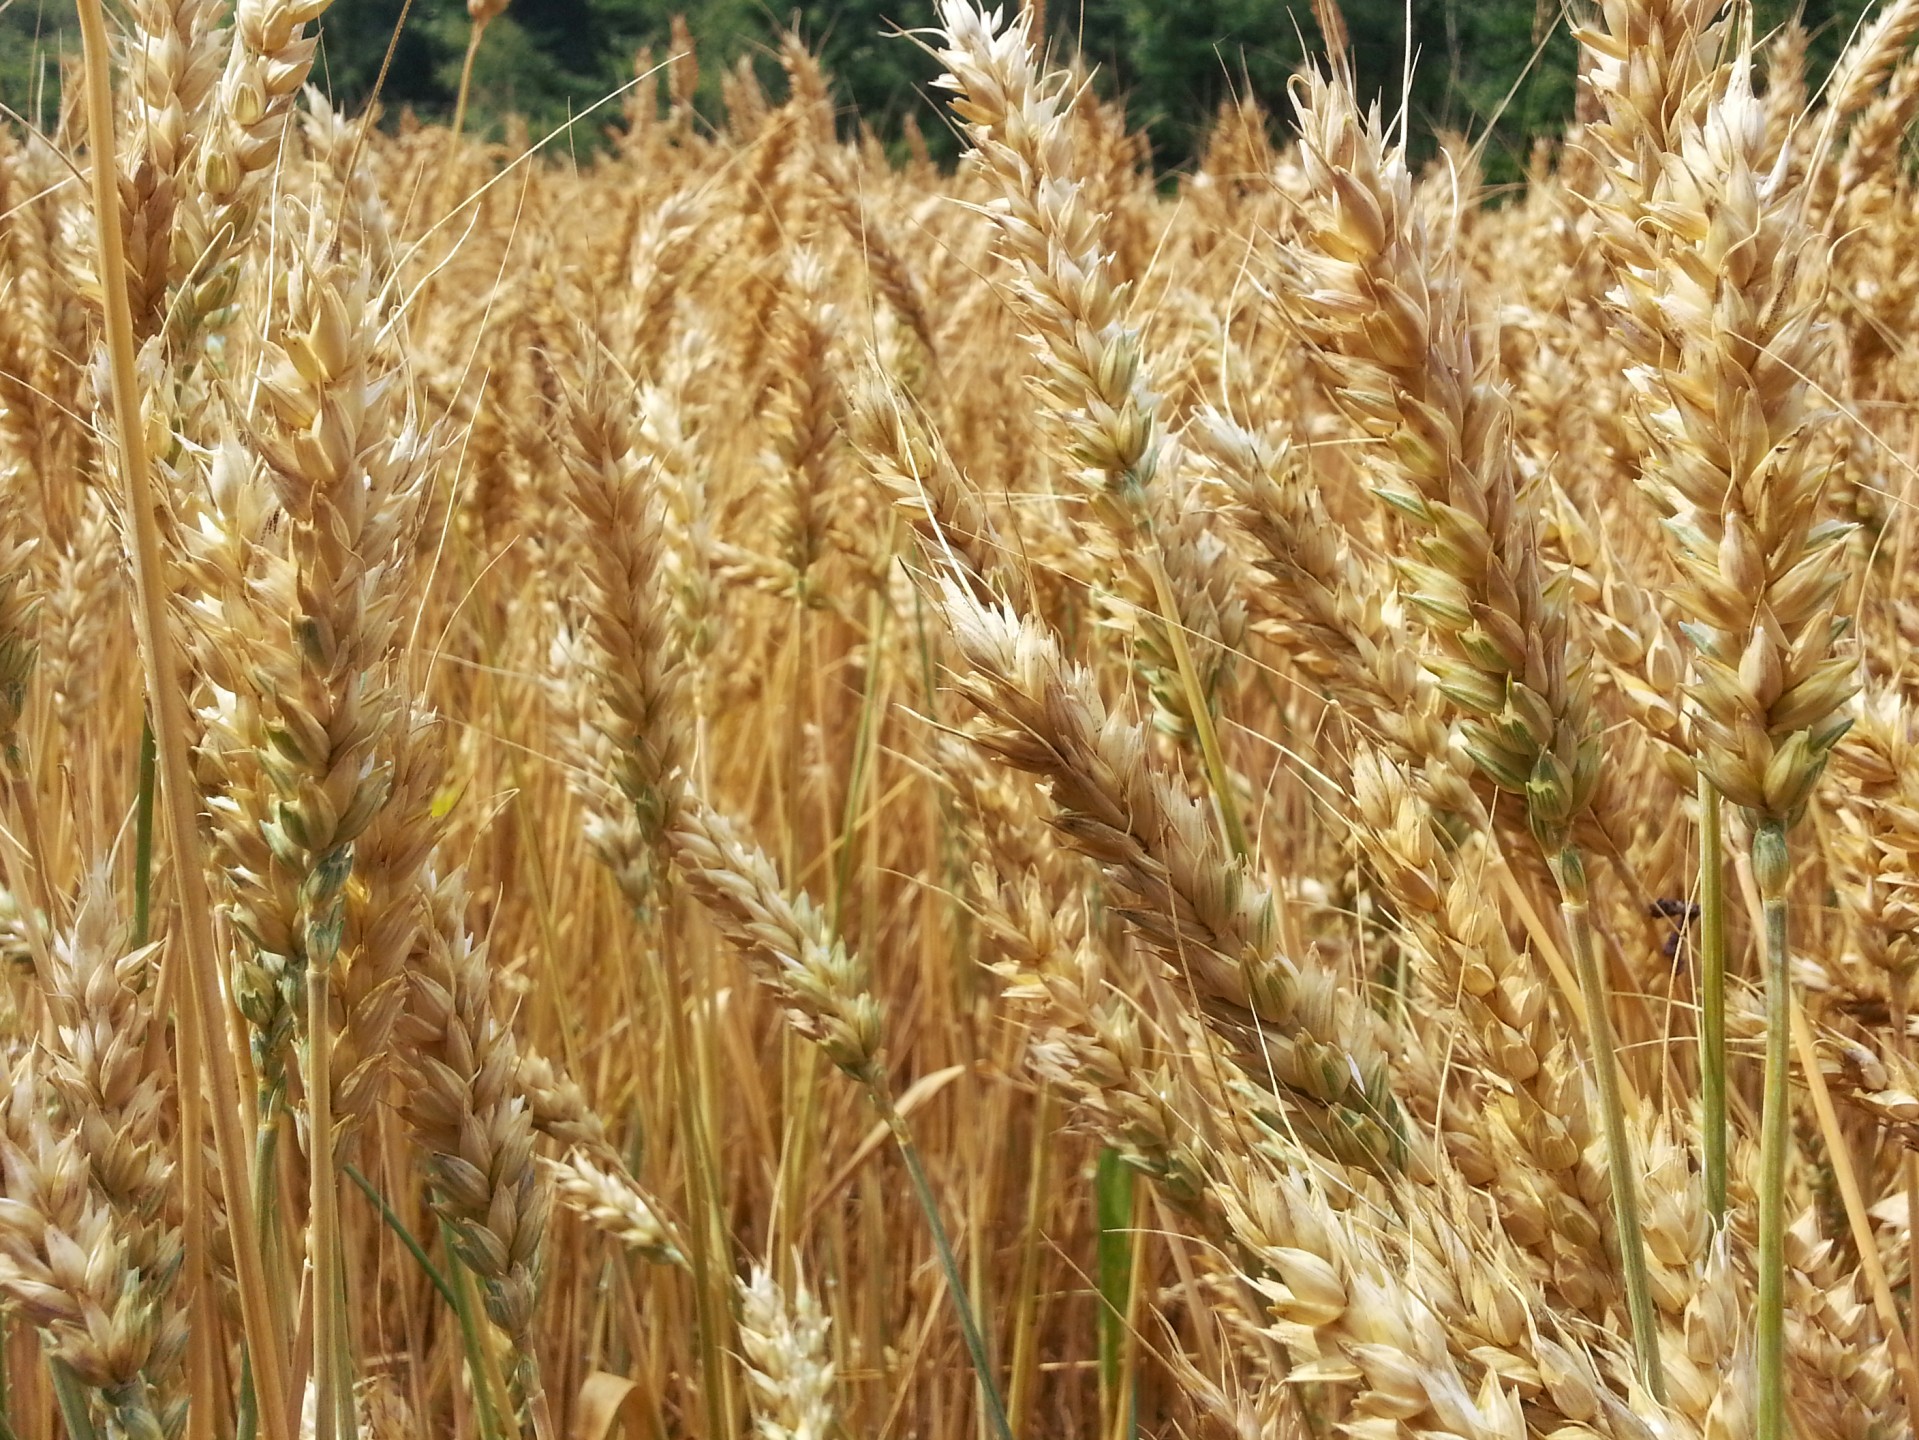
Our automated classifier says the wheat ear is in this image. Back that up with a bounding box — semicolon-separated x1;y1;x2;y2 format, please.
398;872;557;1440
939;584;1402;1170
737;1260;839;1440
932;0;1247;800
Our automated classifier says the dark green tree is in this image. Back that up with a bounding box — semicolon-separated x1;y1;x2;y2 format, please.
0;0;1891;176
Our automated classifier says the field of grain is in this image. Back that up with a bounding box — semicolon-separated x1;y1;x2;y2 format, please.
4;0;1919;1436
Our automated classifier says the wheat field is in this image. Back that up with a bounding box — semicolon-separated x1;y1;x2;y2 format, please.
3;0;1919;1436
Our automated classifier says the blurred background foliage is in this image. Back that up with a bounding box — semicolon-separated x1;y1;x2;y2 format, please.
0;0;1882;177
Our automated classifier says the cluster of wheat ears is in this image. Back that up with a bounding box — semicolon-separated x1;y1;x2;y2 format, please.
6;0;1919;1434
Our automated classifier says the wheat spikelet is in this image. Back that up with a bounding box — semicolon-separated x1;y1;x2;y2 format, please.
0;136;86;524
41;488;123;746
1578;0;1727;222
1830;689;1919;984
619;189;706;376
300;91;396;273
940;585;1400;1166
932;0;1242;742
0;1068;176;1438
1345;745;1619;1306
762;250;846;606
1189;411;1473;815
1832;44;1919;230
515;1045;682;1264
172;0;335;334
114;0;225;340
1807;0;1919;222
330;706;445;1135
1783;1205;1903;1440
1761;21;1810;168
847;366;1026;610
807;126;934;358
184;228;432;1105
0;504;38;769
1622;54;1852;823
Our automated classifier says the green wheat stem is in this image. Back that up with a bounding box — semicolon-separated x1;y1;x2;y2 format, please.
874;1087;1015;1440
441;1221;515;1440
46;1357;98;1440
648;905;736;1440
1554;844;1664;1402
1698;774;1728;1230
1755;819;1790;1440
133;720;155;946
344;1163;458;1309
1094;1147;1134;1434
1140;542;1246;860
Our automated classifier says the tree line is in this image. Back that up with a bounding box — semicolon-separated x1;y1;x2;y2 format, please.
0;0;1882;174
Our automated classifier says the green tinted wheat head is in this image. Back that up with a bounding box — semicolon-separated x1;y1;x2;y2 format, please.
187;234;431;1115
1585;6;1875;1431
1277;53;1668;1390
1607;57;1853;829
1280;66;1599;854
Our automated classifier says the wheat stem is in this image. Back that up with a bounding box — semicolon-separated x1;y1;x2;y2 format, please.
45;1357;97;1440
1555;845;1663;1401
3;770;57;940
1755;819;1790;1440
1897;971;1919;1376
146;693;216;1440
343;1164;458;1310
1699;774;1728;1230
875;1088;1014;1440
133;722;155;947
441;1224;516;1440
653;912;737;1440
72;2;293;1435
451;18;490;146
1140;544;1246;859
306;954;344;1440
179;994;218;1440
1006;1086;1051;1439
